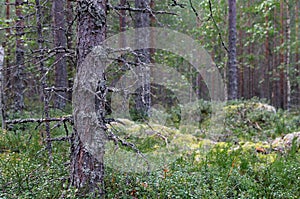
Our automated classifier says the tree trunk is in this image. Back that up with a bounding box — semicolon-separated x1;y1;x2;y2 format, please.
294;1;299;106
134;0;151;120
279;0;285;109
263;5;270;100
52;0;68;109
149;0;155;63
238;29;244;99
4;0;11;105
0;46;5;129
2;0;10;128
66;0;74;101
227;0;238;100
14;0;25;111
272;6;279;107
35;0;52;163
285;1;291;110
70;0;107;195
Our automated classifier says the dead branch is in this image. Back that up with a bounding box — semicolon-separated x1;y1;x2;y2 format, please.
44;86;73;92
45;136;71;142
111;5;177;15
5;115;73;125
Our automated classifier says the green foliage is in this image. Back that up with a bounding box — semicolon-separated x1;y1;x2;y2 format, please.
222;100;288;141
0;121;70;198
104;142;300;198
1;100;299;198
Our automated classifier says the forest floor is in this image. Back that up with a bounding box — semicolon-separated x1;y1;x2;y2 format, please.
0;100;299;198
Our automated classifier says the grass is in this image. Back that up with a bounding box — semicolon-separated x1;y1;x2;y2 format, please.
0;100;299;198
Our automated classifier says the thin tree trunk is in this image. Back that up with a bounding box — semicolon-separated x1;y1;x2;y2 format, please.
272;6;279;107
149;0;155;64
264;5;270;101
66;0;74;49
285;1;291;110
70;0;107;195
66;0;74;101
4;0;11;98
119;0;126;51
0;46;5;130
134;0;151;119
238;29;244;99
245;0;251;100
1;0;10;129
14;0;25;111
119;0;126;33
279;0;285;109
52;0;68;109
35;0;52;163
227;0;238;100
295;2;299;106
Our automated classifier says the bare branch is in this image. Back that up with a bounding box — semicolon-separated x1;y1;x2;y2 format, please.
5;115;73;125
208;0;229;53
45;136;71;142
111;5;177;15
170;0;186;8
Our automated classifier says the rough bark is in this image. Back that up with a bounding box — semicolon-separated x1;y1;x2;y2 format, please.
14;0;25;111
227;0;238;100
134;0;151;120
52;0;68;109
70;0;107;195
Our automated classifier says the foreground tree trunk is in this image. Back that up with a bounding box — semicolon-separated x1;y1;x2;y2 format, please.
70;0;107;195
52;0;68;109
227;0;238;100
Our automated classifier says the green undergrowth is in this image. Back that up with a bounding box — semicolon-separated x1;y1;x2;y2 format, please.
105;146;300;199
180;99;300;142
0;121;71;198
0;100;299;198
